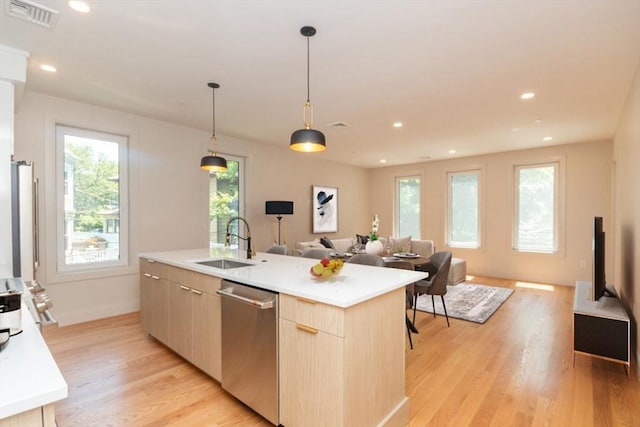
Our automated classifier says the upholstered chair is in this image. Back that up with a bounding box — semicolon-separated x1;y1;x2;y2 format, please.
345;253;385;267
413;251;452;327
300;247;332;259
265;245;288;255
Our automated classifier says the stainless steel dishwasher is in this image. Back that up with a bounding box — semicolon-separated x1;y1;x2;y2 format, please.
217;280;279;425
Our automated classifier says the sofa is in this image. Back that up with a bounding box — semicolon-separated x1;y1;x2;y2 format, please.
293;236;466;285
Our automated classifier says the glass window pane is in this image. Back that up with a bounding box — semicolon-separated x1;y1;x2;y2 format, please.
397;177;420;238
515;164;557;252
60;130;123;267
449;171;479;247
209;157;243;248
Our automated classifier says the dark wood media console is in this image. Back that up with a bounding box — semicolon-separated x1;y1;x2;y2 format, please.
573;281;630;376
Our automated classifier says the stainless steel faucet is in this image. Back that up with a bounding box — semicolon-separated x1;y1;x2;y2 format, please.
225;216;255;259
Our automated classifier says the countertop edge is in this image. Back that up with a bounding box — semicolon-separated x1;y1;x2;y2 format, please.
139;249;428;308
0;308;68;419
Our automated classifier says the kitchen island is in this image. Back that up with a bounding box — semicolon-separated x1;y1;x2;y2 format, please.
139;248;427;427
0;308;67;427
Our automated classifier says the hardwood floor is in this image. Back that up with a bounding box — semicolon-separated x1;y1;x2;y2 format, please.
44;277;640;426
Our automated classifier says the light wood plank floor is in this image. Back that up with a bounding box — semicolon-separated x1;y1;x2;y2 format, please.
44;276;640;426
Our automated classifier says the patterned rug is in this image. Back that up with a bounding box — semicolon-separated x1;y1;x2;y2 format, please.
414;283;514;324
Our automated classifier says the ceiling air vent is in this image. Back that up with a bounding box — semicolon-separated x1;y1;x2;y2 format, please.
327;121;351;128
5;0;59;29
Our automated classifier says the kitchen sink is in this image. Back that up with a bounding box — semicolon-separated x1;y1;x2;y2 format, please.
196;259;254;269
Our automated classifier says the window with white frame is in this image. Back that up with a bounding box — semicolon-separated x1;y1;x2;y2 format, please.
447;170;480;248
209;155;245;248
395;176;421;238
55;125;129;271
513;162;559;253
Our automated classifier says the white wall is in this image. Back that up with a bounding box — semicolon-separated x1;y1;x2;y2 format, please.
613;61;640;376
13;90;369;325
368;140;613;286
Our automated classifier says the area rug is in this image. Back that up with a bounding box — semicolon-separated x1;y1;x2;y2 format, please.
414;283;514;324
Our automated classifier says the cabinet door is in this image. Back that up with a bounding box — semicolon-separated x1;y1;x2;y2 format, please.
151;276;170;345
279;318;344;427
140;268;153;334
192;290;221;380
169;281;193;359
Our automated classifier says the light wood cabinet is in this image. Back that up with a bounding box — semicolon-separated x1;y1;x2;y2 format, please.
278;289;409;427
140;258;169;344
0;404;55;427
139;259;222;381
169;279;193;359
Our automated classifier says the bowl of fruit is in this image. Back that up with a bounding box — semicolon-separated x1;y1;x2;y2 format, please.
310;257;344;281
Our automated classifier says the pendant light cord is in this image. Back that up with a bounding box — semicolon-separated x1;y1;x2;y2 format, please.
306;35;310;103
211;86;216;140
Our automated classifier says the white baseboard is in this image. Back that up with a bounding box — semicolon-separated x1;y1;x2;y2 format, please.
52;301;139;326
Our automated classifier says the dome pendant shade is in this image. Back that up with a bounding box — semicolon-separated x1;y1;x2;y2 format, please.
290;128;326;152
200;153;228;171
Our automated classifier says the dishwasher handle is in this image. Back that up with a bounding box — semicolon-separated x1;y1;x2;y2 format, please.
217;288;274;309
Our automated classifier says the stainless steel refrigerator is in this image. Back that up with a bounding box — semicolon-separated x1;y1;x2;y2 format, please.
10;160;38;281
10;160;55;325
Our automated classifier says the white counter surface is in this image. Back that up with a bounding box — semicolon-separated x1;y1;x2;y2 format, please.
0;307;68;419
140;248;428;308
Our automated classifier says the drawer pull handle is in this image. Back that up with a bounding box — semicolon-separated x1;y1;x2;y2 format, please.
151;275;160;280
144;273;151;277
191;289;203;295
296;323;318;335
296;297;316;305
180;285;190;291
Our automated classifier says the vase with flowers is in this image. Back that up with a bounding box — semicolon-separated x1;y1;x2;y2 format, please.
365;214;384;255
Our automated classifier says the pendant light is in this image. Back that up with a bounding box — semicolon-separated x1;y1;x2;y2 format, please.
290;26;326;153
200;82;228;172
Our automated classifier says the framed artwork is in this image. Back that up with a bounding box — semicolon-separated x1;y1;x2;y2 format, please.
312;185;338;233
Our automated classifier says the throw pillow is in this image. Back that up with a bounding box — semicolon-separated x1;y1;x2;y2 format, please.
295;239;325;250
392;235;412;253
356;234;369;245
320;236;335;250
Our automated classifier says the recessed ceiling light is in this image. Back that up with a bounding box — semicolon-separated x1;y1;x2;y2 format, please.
520;92;535;100
379;159;387;164
448;149;457;154
535;119;544;124
68;1;90;13
543;136;553;141
40;64;57;72
392;122;403;128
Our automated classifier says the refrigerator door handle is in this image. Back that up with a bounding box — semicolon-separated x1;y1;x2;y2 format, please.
33;177;39;269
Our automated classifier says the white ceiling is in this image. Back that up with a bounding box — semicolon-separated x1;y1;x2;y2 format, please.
2;0;640;168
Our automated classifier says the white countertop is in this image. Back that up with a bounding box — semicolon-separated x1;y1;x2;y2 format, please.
0;307;68;419
139;248;428;308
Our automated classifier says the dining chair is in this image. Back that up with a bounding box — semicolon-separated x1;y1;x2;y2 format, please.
300;247;332;259
265;245;288;255
345;253;385;266
413;251;452;327
385;260;418;349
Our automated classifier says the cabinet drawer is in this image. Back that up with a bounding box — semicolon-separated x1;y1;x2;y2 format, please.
279;294;344;337
141;258;167;279
166;268;220;295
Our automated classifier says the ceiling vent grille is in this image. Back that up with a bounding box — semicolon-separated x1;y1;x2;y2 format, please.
5;0;59;29
327;121;351;128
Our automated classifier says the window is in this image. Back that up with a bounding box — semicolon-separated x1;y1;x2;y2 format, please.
209;155;245;248
513;162;558;253
55;125;129;271
447;170;480;248
395;176;420;238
